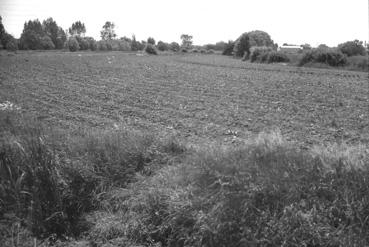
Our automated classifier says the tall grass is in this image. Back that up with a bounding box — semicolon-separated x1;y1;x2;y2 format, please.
0;110;186;245
89;131;369;246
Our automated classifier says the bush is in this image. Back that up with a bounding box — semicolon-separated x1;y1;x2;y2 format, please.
267;51;290;63
299;48;347;67
67;37;79;52
338;40;366;57
144;43;158;55
222;40;234;56
249;46;273;62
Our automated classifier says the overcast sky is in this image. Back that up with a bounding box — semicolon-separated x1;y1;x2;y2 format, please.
0;0;368;47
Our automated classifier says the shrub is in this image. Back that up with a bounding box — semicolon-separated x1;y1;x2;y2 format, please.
67;37;79;52
206;49;215;54
249;46;273;62
222;40;234;56
338;40;366;57
266;51;290;63
299;48;347;67
144;43;158;55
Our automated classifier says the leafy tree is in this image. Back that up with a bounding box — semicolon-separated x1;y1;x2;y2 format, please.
130;34;141;51
180;34;193;49
55;28;67;49
0;16;5;48
5;35;18;51
338;40;366;56
75;36;89;50
317;44;329;50
157;41;169;51
42;18;58;46
301;43;312;50
67;37;79;51
169;42;180;52
222;40;235;56
233;33;250;57
68;21;86;36
100;21;116;40
19;19;46;49
147;37;155;45
247;30;274;47
144;43;158;55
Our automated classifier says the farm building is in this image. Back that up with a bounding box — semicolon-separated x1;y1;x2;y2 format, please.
279;45;302;53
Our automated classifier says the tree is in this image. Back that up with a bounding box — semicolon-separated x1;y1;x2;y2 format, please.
157;41;169;51
0;16;5;48
0;16;17;50
130;34;141;51
338;40;366;56
169;42;180;52
180;34;193;49
317;44;329;50
222;40;235;56
147;37;155;45
19;19;46;49
247;30;274;47
67;37;79;51
233;33;250;57
301;43;312;50
68;21;86;36
55;27;67;49
100;21;116;40
42;18;58;46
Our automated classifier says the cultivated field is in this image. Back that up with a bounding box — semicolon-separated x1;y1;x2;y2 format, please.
1;51;368;147
2;51;369;246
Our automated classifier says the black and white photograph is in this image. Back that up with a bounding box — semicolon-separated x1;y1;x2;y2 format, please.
0;0;369;246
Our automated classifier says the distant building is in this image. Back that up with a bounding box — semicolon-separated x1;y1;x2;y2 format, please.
278;45;302;53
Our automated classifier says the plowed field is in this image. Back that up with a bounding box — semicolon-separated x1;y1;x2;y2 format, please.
1;51;368;146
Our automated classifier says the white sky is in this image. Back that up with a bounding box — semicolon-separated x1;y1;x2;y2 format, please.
0;0;368;47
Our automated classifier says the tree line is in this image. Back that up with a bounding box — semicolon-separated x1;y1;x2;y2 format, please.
0;16;199;53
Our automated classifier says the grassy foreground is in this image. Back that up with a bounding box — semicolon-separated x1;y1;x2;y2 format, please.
1;110;369;247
